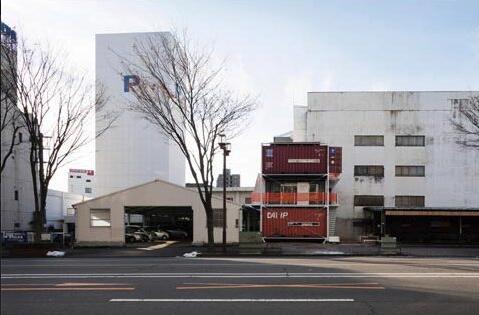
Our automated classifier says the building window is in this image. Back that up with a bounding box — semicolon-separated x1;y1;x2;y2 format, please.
395;196;425;207
18;132;23;143
85;187;92;194
354;135;384;146
90;209;111;227
66;208;75;216
14;190;19;200
396;136;425;147
265;148;273;157
213;208;224;227
354;195;384;207
396;166;425;177
354;165;384;177
69;175;73;178
226;197;233;202
245;197;252;204
86;179;91;183
76;176;81;178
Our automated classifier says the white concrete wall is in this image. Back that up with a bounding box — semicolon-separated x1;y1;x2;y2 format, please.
95;32;185;196
46;189;86;230
294;91;479;240
1;107;35;232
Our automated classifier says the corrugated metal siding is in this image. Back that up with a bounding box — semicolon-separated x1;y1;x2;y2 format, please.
262;207;327;238
262;143;328;174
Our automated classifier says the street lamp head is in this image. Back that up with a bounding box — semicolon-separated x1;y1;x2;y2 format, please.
218;134;231;155
219;133;226;144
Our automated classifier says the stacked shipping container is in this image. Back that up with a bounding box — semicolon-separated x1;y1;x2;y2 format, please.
262;208;327;238
259;142;342;239
262;143;328;174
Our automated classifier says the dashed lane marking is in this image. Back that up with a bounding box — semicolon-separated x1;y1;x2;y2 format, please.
176;282;385;290
109;299;355;302
1;287;134;291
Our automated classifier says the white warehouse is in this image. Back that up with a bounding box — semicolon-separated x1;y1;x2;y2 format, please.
293;91;479;242
95;32;185;196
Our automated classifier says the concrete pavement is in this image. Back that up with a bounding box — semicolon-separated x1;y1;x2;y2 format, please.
2;256;479;315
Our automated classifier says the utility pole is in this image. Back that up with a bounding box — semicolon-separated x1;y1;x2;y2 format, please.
218;134;231;252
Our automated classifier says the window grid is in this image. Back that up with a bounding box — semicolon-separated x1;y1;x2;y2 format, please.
354;165;384;177
395;196;425;207
354;135;384;146
90;209;111;227
213;208;224;227
396;166;425;177
396;135;425;147
354;195;384;207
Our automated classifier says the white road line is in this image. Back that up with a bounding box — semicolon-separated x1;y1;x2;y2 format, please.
109;298;355;302
2;263;479;267
2;272;479;279
0;263;263;267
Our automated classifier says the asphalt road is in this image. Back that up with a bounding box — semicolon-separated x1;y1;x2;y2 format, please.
2;256;479;315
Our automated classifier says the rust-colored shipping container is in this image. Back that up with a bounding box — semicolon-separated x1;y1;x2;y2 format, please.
262;143;328;174
329;146;342;175
262;207;327;238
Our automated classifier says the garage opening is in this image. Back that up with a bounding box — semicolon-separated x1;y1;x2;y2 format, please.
124;206;193;243
386;216;479;243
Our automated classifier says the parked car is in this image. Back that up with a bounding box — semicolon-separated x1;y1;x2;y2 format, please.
143;226;170;240
125;231;142;243
158;226;188;240
125;225;151;242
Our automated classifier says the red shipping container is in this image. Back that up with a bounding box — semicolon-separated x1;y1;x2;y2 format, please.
262;143;328;174
262;207;327;238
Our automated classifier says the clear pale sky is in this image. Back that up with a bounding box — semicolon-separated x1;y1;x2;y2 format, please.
2;0;478;191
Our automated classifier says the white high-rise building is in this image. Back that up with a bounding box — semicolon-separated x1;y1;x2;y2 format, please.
1;22;36;233
95;32;185;196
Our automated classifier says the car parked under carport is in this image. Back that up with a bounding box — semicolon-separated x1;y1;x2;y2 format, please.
74;179;241;246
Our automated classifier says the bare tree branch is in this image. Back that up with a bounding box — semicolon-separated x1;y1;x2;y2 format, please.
121;31;257;244
3;36;112;240
451;95;479;148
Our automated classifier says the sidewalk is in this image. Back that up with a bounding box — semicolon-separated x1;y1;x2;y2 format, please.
276;242;479;257
63;242;479;258
68;241;198;258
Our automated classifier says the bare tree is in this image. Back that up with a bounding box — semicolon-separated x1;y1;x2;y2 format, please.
0;38;22;173
451;95;479;148
122;32;256;245
2;38;110;239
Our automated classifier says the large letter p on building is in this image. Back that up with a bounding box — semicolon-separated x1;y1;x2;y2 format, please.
123;75;140;92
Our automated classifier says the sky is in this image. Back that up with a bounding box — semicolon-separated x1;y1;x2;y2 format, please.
2;0;479;191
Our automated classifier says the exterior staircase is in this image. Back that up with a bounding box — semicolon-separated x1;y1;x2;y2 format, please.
328;208;337;237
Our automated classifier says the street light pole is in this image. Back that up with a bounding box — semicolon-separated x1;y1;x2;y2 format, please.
222;149;227;249
218;134;230;252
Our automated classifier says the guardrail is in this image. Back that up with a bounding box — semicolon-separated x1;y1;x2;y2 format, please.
250;192;339;205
